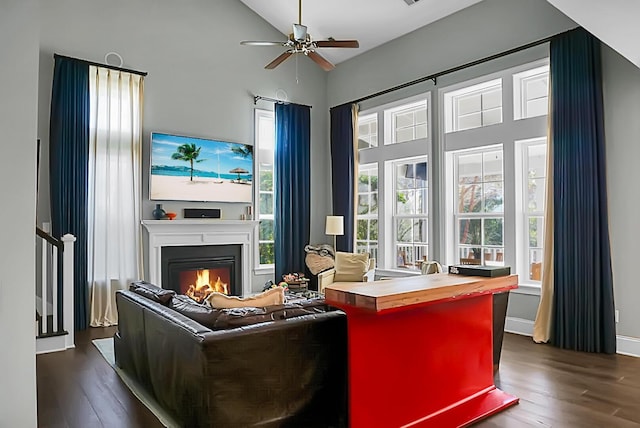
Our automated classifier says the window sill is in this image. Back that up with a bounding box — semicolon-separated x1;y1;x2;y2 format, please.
513;283;541;296
254;266;274;276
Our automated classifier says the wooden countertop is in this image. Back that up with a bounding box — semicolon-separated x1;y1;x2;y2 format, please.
324;273;518;313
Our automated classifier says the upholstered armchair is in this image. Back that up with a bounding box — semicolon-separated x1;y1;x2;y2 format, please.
318;252;376;293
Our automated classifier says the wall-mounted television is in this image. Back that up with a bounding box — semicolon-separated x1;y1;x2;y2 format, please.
150;132;253;203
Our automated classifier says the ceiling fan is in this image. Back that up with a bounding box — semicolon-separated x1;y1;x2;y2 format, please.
240;0;359;71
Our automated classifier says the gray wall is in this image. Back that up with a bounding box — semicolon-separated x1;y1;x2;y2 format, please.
602;45;640;338
0;1;39;426
37;0;332;289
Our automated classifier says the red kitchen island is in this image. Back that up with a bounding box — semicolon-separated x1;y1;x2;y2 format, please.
324;273;519;428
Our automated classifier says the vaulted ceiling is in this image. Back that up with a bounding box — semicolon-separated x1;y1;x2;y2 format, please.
239;0;640;69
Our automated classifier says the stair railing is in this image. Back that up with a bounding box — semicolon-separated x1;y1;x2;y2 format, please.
35;226;75;350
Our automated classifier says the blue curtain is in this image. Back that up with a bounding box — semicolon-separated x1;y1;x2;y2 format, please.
49;56;89;331
550;28;616;353
330;104;356;252
274;103;311;282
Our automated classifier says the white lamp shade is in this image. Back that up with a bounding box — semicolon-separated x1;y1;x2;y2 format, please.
325;215;344;236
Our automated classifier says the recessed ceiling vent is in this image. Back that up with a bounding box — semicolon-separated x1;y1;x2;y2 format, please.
403;0;421;5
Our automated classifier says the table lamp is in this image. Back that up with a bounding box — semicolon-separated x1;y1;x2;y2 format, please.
325;215;344;251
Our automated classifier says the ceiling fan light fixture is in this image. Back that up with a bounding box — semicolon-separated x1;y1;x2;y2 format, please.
292;23;307;42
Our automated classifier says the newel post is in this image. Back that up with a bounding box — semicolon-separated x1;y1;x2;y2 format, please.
61;234;76;349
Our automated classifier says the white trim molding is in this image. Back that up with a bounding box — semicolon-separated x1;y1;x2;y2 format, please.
505;316;534;336
617;335;640;358
504;316;640;358
142;219;258;297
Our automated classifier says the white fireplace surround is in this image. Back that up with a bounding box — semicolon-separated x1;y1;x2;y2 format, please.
142;219;258;296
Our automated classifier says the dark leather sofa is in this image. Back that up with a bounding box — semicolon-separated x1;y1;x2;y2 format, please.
114;282;348;428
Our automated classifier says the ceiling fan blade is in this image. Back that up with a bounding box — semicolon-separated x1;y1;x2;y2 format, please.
241;41;287;47
265;52;293;69
308;51;335;71
316;40;360;48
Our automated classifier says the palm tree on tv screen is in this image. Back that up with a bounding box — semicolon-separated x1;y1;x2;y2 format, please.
231;144;253;159
171;143;205;181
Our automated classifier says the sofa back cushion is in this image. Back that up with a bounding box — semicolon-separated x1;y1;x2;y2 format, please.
214;300;329;329
130;280;175;304
169;295;222;329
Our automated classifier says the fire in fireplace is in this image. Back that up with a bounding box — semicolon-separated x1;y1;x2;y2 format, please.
161;244;242;300
181;268;229;303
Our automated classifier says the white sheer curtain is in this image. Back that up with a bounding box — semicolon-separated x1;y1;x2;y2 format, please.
88;66;143;327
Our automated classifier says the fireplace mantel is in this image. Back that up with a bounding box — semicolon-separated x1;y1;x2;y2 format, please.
142;219;258;296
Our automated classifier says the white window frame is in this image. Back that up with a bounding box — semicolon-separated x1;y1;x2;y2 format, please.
452;146;505;266
254;108;275;274
356;163;379;261
441;58;549;295
357;113;378;150
359;93;432;273
515;137;547;286
513;65;550;120
391;155;429;269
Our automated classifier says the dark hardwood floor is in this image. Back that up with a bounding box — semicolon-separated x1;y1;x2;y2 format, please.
37;326;163;428
37;329;640;427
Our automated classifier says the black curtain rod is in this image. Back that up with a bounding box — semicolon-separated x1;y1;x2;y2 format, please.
54;53;148;77
338;28;576;108
253;95;312;109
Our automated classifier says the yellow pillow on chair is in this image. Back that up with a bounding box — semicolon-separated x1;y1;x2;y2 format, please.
333;252;370;282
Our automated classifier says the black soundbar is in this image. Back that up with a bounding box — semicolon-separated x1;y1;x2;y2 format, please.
183;208;221;219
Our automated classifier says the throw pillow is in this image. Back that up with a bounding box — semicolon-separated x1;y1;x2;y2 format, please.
130;280;175;304
305;252;335;275
205;286;285;309
333;252;370;282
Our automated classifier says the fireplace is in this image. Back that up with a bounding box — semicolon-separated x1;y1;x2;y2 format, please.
161;244;242;301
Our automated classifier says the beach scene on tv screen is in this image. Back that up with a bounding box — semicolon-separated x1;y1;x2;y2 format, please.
150;133;253;203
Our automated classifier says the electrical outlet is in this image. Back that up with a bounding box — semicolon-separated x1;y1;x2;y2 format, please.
615;309;620;323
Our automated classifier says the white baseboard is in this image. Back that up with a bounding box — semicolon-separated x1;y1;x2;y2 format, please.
617;335;640;357
504;316;534;336
504;316;640;358
36;335;75;355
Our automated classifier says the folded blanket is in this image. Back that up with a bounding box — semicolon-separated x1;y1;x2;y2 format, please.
304;243;335;258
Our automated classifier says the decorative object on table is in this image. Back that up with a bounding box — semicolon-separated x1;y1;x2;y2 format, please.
448;265;511;277
420;260;443;275
283;272;310;289
152;203;166;220
165;212;177;220
325;215;344;250
183;208;221;219
246;205;253;220
304;244;335;275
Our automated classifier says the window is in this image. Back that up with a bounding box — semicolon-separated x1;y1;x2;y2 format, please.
442;60;548;287
514;66;549;120
518;138;547;282
357;95;430;271
255;109;275;267
393;157;429;268
444;79;502;133
358;113;378;149
356;163;379;260
385;100;428;145
454;148;504;265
